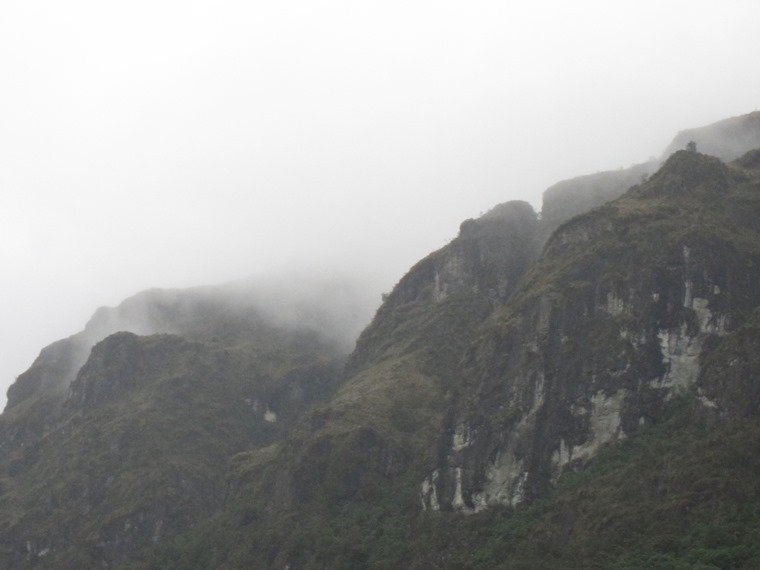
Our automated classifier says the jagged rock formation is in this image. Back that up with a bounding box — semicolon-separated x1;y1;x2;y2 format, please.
2;113;760;568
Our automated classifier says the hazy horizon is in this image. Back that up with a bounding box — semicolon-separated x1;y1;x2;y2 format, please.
2;1;760;407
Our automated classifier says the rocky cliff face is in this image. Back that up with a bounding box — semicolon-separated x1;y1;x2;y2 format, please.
422;150;760;512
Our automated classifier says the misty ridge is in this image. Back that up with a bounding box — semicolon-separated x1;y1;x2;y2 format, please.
85;271;380;350
542;111;760;225
5;270;380;411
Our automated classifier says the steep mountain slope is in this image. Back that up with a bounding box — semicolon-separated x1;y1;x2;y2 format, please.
2;114;760;569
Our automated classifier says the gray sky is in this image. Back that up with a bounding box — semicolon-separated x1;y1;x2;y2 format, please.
2;0;760;406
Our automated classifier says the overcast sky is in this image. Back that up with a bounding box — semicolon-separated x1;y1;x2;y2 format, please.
1;0;760;406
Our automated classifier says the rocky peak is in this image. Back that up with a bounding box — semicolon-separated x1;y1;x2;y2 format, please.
639;149;733;197
346;200;539;378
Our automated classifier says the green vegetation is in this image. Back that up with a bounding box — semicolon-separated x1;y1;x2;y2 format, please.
121;396;760;569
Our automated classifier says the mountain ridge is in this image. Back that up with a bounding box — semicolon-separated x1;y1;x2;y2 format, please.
3;111;760;568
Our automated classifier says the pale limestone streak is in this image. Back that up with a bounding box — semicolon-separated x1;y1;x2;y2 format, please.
655;293;726;394
552;389;628;477
451;422;472;452
420;470;440;511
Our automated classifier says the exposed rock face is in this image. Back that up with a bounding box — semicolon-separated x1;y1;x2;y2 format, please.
420;150;760;511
